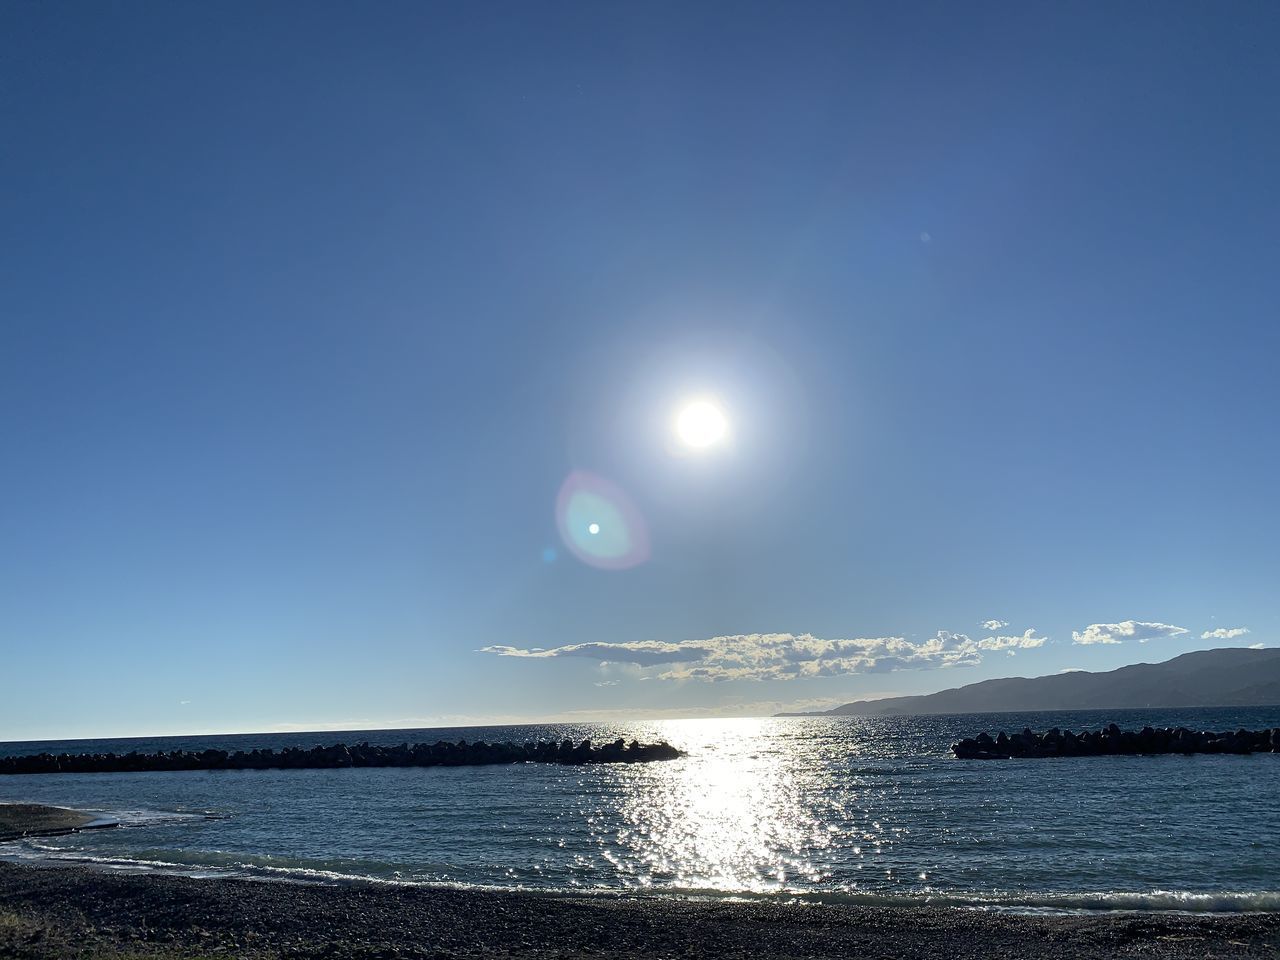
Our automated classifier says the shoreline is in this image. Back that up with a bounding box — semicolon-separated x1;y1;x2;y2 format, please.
2;813;1276;916
0;804;115;844
1;861;1278;960
5;853;1279;916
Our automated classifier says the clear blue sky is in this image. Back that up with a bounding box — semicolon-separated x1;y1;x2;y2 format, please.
3;2;1278;740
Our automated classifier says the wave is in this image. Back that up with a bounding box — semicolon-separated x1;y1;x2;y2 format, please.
3;842;1276;914
781;887;1280;914
1;848;420;886
568;884;1280;914
92;808;226;828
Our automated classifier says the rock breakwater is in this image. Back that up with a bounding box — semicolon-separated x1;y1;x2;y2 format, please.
0;738;683;776
953;723;1280;759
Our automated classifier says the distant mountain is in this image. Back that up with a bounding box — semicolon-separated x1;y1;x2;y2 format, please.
778;647;1280;717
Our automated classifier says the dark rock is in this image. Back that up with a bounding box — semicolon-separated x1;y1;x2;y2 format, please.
0;737;685;777
951;726;1279;760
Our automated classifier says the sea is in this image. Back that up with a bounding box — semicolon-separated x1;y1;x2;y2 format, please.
2;708;1279;913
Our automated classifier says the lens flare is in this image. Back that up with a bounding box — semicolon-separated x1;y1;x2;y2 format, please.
556;471;650;570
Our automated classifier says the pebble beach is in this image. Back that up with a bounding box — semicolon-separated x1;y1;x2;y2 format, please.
2;859;1279;960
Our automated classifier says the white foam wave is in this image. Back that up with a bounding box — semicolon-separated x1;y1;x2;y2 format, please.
100;808;224;827
783;887;1280;914
4;843;1275;914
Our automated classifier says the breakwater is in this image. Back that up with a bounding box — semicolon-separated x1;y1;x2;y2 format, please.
0;738;683;776
953;723;1280;759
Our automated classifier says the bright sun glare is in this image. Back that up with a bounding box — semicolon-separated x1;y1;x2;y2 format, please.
675;400;728;449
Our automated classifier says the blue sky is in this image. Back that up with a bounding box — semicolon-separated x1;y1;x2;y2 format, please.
3;3;1278;740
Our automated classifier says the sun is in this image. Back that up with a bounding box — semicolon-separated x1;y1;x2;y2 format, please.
675;399;728;449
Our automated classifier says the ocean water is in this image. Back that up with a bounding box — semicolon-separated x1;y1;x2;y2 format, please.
2;708;1279;912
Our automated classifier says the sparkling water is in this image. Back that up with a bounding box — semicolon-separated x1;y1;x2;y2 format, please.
2;708;1278;911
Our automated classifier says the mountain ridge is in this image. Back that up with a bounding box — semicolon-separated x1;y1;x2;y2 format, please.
777;647;1280;717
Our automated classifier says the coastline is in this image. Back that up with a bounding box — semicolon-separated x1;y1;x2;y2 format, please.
0;804;113;844
1;862;1278;960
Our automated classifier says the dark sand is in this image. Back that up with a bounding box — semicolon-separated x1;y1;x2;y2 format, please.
0;862;1277;960
0;804;103;843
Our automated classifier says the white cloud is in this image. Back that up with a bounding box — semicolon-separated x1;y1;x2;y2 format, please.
976;628;1048;651
481;639;711;666
1071;620;1189;646
1201;627;1250;640
482;628;1045;683
1249;642;1265;650
981;619;1009;631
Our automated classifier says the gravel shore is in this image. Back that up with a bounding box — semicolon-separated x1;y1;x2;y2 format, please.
1;861;1278;960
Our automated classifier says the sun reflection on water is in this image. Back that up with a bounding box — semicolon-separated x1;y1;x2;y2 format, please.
601;718;834;892
13;714;1276;900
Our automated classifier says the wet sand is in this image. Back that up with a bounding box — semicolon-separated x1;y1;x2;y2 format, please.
0;804;102;843
0;861;1277;960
